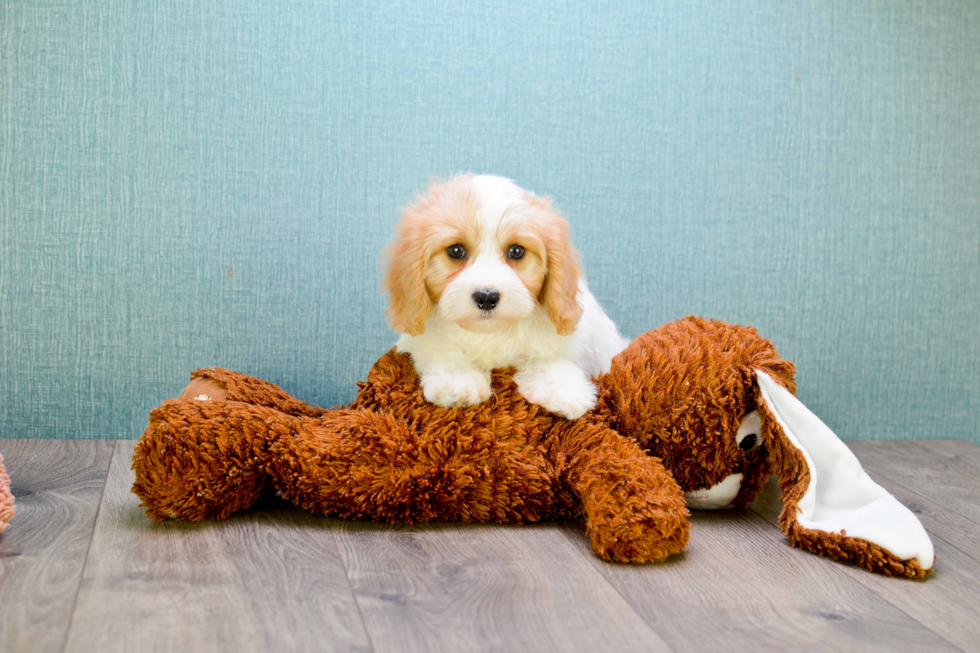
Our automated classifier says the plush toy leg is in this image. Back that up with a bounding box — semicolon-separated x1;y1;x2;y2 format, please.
0;452;14;533
263;407;572;524
558;421;690;563
180;368;327;419
133;399;308;521
136;395;571;525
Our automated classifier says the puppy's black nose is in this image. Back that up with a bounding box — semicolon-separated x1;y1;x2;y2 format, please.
472;289;500;311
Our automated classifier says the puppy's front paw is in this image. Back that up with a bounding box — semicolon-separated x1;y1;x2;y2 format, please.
515;362;597;420
421;369;492;408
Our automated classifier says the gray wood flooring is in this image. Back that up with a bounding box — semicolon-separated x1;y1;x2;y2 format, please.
1;438;977;653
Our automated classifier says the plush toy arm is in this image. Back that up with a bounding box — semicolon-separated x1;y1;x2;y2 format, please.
182;367;327;418
557;420;690;563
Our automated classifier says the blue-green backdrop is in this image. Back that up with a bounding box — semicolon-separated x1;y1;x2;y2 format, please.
1;1;977;442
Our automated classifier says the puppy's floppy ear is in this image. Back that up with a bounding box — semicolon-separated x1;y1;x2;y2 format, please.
530;195;582;336
755;370;934;578
383;203;433;336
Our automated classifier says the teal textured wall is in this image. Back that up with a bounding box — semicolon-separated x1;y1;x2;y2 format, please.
1;1;977;441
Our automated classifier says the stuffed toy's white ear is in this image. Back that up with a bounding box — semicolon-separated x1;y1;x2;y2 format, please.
754;370;934;577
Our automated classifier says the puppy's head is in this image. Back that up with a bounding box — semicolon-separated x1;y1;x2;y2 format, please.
384;175;582;336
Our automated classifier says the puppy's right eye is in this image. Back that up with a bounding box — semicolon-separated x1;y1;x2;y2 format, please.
447;244;466;260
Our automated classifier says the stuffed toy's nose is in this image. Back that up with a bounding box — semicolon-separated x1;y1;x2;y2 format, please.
684;473;744;510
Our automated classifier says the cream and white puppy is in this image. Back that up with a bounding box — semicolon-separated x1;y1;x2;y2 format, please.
383;174;629;419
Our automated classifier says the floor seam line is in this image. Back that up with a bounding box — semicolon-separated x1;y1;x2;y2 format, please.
58;439;115;653
332;525;378;653
556;522;679;653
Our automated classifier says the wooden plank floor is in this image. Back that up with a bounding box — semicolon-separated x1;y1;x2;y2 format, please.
1;439;977;653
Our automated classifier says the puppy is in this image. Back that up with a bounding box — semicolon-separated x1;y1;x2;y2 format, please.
383;174;628;419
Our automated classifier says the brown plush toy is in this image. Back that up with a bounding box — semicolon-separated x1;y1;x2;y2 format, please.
133;317;933;576
0;452;14;533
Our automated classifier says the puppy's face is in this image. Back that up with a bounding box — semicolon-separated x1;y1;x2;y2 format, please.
384;175;582;336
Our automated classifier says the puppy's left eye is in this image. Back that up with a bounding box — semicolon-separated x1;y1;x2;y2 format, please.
507;245;525;260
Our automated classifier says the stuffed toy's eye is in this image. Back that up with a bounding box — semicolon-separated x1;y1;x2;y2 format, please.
736;410;762;453
447;244;467;260
507;245;525;260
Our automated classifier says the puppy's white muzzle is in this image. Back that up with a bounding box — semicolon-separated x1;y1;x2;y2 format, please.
683;473;744;510
438;253;535;331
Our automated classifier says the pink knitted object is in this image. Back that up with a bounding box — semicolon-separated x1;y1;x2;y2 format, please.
0;452;14;532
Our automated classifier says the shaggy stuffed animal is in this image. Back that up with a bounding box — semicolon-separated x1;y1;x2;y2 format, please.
0;452;14;533
133;317;933;577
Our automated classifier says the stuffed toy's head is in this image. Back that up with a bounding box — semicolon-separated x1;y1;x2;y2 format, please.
597;316;933;577
0;452;14;533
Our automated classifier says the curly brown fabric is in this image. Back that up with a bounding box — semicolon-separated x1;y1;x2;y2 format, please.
597;316;929;577
0;452;14;532
133;350;689;563
182;367;328;418
594;317;797;498
132;316;930;575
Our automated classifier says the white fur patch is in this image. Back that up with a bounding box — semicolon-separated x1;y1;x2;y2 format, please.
684;473;744;510
420;364;492;407
514;360;598;420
